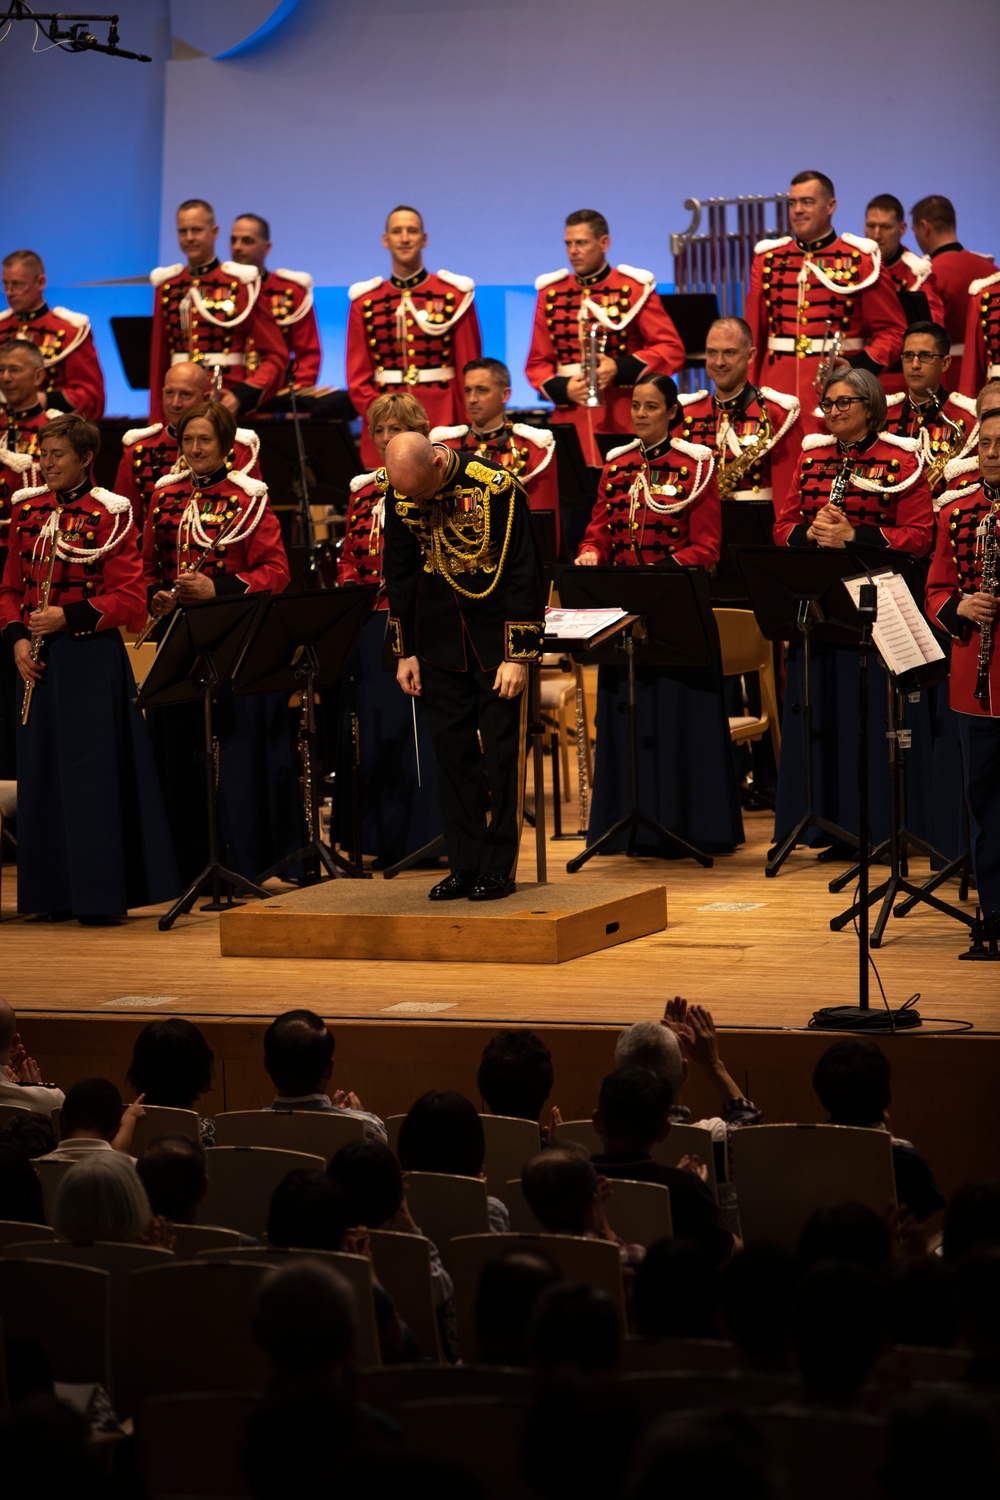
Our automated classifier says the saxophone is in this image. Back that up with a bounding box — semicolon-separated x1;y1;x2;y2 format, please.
917;396;965;493
717;403;774;500
974;507;998;705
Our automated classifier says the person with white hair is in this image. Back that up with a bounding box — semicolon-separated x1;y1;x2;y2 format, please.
54;1150;154;1245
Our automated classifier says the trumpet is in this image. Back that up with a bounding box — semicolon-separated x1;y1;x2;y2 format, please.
582;320;608;409
814;320;844;392
21;514;62;726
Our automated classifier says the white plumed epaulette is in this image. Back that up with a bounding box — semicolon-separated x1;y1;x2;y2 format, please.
0;449;36;474
943;454;981;484
123;422;165;446
350;470;378;495
348;275;383;301
0;308;13;323
948;392;979;417
671;437;713;461
512;423;554;447
678;390;709;406
604;439;641;462
10;484;49;506
90;486;132;516
878;432;920;454
842;233;878;256
220;261;258;285
900;250;933;286
150;263;184;287
274;268;313;290
437;270;475;294
227;470;268;500
616;264;655;285
969;271;1000;297
535;269;569;292
153;469;187;490
759;387;799;411
755;237;792;255
802;433;836;451
429;424;469;441
44;408;62;420
885;393;906;408
50;307;90;330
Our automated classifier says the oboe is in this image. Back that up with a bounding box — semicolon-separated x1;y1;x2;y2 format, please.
974;509;998;704
20;513;62;726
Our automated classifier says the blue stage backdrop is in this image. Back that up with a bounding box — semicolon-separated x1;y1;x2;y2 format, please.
3;0;996;417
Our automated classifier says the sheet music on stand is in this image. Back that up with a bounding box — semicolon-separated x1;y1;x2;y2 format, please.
842;571;946;693
545;606;630;645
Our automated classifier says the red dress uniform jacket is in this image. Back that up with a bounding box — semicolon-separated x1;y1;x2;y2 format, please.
526;264;685;468
0;303;105;419
143;468;289;601
0;403;63;568
960;271;1000;398
430;419;560;549
258;268;322;388
677;385;800;501
745;231;906;498
774;431;933;556
884;390;980;504
338;467;389;607
578;434;720;569
113;423;262;531
0;481;143;638
346;268;482;468
148;259;288;421
926;244;996;393
880;247;947;395
926;461;1000;715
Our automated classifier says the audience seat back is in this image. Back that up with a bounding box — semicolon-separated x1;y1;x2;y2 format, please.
552;1118;601;1156
731;1124;897;1249
386;1115;404;1155
0;1219;55;1250
480;1115;541;1200
404;1172;490;1274
620;1335;736;1374
139;1391;259;1500
128;1106;201;1157
505;1176;672;1247
359;1363;529;1421
213;1109;365;1159
757;1408;884;1500
129;1262;272;1400
652;1122;720;1200
623;1368;797;1424
368;1229;442;1361
0;1258;110;1388
400;1396;532;1500
200;1146;325;1237
34;1158;74;1223
170;1223;242;1262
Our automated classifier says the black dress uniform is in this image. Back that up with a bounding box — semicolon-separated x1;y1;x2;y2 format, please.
383;448;544;889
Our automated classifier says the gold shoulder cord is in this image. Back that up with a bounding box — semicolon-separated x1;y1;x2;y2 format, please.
433;480;518;601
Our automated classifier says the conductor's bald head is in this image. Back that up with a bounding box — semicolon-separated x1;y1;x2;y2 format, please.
385;431;446;500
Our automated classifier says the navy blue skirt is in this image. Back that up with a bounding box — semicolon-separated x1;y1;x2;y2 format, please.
148;684;306;885
332;611;441;863
14;631;179;915
587;657;745;856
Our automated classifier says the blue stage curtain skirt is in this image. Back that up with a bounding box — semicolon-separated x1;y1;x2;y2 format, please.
773;642;936;851
587;656;745;856
149;684;305;885
14;631;179;915
332;611;441;864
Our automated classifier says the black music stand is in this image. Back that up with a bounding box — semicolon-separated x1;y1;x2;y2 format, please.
136;594;269;930
712;501;775;604
231;586;379;883
110;315;153;390
734;546;866;877
555;566;718;872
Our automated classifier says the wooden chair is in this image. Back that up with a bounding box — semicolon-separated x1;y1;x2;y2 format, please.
620;1336;735;1374
730;1124;897;1250
505;1176;672;1247
652;1123;720;1203
713;607;781;763
128;1106;201;1156
34;1158;75;1223
504;1179;543;1233
200;1146;325;1237
5;1239;172;1415
213;1109;365;1160
0;1219;54;1250
552;1118;601;1156
450;1232;625;1360
368;1229;443;1361
400;1396;532;1500
757;1408;884;1500
195;1247;381;1368
386;1115;404;1154
403;1172;490;1273
139;1391;259;1499
0;1258;111;1388
480;1115;541;1200
170;1223;242;1261
130;1262;272;1401
0;780;16;917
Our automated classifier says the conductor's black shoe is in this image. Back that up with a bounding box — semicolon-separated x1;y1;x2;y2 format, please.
468;873;516;902
26;911;73;923
428;870;476;901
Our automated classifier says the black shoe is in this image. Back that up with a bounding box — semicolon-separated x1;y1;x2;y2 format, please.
468;873;516;902
817;840;856;864
428;870;476;901
26;911;73;923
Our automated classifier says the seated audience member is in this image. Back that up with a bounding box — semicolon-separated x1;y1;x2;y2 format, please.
397;1090;509;1230
1;1395;108;1496
720;1244;798;1374
0;1141;46;1225
881;1389;1000;1500
797;1200;892;1273
251;1258;359;1392
39;1077;143;1162
53;1150;166;1245
0;1110;57;1159
474;1247;560;1366
136;1134;208;1224
625;1411;778;1500
521;1147;644;1268
633;1239;720;1340
0;998;64;1115
522;1377;643;1500
529;1281;621;1376
125;1017;216;1144
942;1178;1000;1263
591;1067;735;1266
790;1260;883;1407
953;1249;1000;1387
886;1255;959;1351
242;1393;368;1500
477;1029;559;1136
263;1010;386;1143
812;1040;945;1222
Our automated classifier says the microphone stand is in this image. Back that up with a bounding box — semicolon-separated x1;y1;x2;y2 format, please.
288;355;321;590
